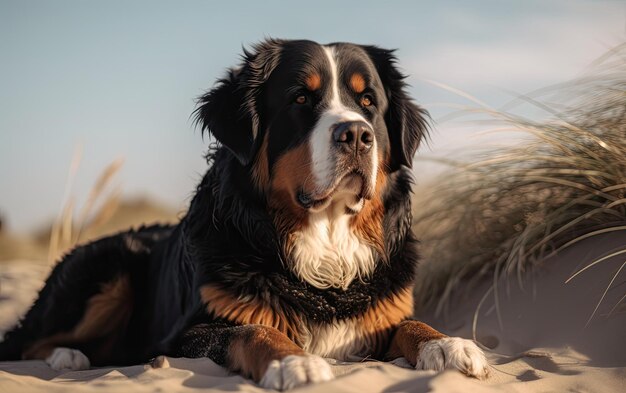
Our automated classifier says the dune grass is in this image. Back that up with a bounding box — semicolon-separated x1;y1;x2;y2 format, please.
47;147;123;263
412;43;626;321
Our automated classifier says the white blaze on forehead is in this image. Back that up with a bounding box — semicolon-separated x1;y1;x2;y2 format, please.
309;47;377;192
324;46;356;111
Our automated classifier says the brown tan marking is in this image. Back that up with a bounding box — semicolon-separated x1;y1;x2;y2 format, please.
200;284;305;342
228;324;305;382
73;275;133;340
270;143;313;203
356;287;413;356
386;320;447;364
305;73;322;91
202;284;412;361
349;73;366;94
268;143;312;248
23;275;133;364
351;167;387;256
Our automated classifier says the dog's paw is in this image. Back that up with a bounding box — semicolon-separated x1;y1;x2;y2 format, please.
45;347;90;371
416;337;489;379
259;354;334;391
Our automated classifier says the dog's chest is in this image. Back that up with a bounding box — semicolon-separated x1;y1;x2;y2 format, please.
289;213;376;290
302;318;370;360
293;288;413;360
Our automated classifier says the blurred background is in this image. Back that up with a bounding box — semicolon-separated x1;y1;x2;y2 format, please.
0;0;624;260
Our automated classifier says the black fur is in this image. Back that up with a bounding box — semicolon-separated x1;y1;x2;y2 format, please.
0;225;174;363
361;45;429;172
194;39;284;166
0;39;427;369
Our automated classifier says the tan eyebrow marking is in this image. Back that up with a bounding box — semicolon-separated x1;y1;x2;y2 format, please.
350;73;366;93
305;73;321;91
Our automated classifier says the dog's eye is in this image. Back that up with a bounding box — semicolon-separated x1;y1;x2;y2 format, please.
295;95;307;105
361;94;373;107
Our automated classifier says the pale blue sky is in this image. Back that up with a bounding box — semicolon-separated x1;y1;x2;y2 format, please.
1;0;624;232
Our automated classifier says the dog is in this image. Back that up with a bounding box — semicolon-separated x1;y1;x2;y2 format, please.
0;39;489;390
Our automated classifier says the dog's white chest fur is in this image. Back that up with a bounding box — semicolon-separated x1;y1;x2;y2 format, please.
286;195;378;357
303;319;369;360
288;210;376;290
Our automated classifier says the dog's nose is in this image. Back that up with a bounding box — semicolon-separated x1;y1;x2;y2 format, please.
332;121;374;154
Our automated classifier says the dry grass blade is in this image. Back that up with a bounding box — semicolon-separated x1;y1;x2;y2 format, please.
413;43;626;318
565;248;626;283
73;158;124;243
85;187;122;231
608;292;626;316
550;226;626;256
47;145;82;263
47;158;124;263
422;78;494;111
583;260;626;327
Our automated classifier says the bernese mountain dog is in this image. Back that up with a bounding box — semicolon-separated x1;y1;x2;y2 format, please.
0;39;489;390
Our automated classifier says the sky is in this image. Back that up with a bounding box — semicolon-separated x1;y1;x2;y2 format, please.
1;0;624;232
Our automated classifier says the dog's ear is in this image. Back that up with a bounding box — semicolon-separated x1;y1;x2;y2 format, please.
362;46;429;172
195;39;283;166
195;70;253;165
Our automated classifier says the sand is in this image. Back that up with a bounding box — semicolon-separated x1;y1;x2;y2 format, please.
1;232;625;392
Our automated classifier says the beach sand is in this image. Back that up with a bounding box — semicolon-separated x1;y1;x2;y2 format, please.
1;232;625;392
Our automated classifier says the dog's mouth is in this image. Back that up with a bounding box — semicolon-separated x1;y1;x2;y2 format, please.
296;170;372;211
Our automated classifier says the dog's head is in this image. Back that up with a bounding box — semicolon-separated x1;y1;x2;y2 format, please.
196;39;427;288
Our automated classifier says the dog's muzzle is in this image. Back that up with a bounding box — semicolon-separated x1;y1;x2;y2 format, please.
331;121;374;156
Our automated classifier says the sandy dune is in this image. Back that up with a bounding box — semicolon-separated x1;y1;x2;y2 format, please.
0;348;623;392
1;233;625;392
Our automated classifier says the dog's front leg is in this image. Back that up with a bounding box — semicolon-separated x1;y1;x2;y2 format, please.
174;323;334;390
387;320;489;379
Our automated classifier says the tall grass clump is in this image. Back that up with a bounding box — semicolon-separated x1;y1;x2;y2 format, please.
413;43;626;318
48;147;123;263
